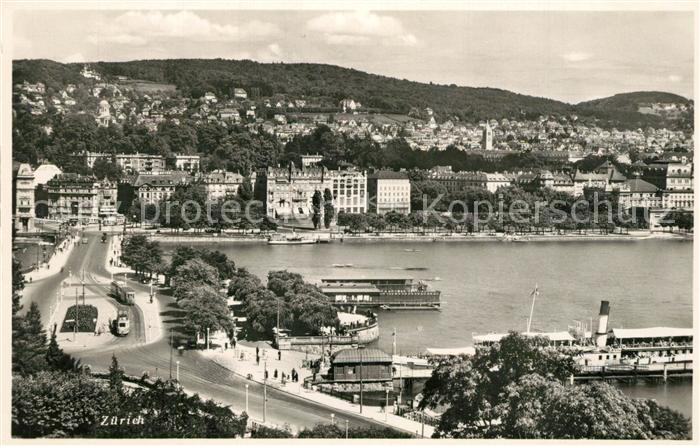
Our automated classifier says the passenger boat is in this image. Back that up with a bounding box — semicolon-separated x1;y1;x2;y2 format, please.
472;297;693;377
320;277;441;310
267;234;317;245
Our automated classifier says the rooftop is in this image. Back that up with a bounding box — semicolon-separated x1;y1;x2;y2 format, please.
368;170;409;180
332;348;392;365
612;327;693;340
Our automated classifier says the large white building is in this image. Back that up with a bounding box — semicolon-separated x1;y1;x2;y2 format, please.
258;164;331;220
328;168;367;214
367;171;411;215
46;174;102;223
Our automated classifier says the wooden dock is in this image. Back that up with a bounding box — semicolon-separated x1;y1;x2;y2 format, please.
574;360;692;382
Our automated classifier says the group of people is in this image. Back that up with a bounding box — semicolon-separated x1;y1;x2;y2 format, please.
264;368;300;383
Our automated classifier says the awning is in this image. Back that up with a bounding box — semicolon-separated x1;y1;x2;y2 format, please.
473;331;575;343
425;347;476;356
612;327;693;340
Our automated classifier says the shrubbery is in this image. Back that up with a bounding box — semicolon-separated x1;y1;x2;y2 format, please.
60;305;98;333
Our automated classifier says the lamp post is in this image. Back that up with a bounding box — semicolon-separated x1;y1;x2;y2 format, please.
176;360;180;382
169;328;173;379
330;413;335;426
263;360;268;423
245;384;249;413
385;388;389;421
345;419;349;439
359;350;364;414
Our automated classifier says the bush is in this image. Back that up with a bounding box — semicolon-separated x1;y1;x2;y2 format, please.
249;424;293;438
60;305;98;333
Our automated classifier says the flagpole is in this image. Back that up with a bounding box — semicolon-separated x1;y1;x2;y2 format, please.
526;284;538;334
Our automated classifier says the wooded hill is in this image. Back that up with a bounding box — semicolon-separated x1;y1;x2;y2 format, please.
13;58;692;130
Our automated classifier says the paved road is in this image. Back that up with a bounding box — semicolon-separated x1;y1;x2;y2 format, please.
21;231;388;431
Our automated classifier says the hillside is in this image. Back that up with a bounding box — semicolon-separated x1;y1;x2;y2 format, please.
577;91;692;111
12;58;689;129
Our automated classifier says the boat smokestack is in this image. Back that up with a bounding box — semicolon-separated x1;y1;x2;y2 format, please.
595;300;610;347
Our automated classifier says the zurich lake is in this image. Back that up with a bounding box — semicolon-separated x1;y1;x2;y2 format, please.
163;238;693;417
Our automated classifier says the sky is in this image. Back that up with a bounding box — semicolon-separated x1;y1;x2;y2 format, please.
11;8;695;104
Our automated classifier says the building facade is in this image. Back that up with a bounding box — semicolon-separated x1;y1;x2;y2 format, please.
481;123;493;150
97;179;119;222
202;170;244;201
131;171;192;206
260;164;331;219
572;161;628;196
328;168;367;214
367;171;411;215
117;153;166;173
171;154;201;172
14;163;35;231
77;151;166;173
618;178;661;210
46;174;101;223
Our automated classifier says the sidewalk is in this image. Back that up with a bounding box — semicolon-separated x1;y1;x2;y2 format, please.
105;235;163;344
24;235;79;283
200;343;435;437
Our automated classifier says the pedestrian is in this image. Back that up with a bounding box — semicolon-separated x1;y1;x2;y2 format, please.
256;355;260;365
264;369;268;379
278;350;282;361
256;346;260;357
274;369;278;379
225;342;229;350
232;338;237;349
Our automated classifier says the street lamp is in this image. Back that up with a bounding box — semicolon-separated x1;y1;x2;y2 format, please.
345;420;349;439
385;388;390;421
176;360;180;382
245;384;249;413
263;360;268;423
330;413;335;426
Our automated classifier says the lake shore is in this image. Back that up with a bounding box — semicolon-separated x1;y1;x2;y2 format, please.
148;230;692;244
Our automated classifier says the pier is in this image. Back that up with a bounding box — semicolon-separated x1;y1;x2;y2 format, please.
574;360;692;382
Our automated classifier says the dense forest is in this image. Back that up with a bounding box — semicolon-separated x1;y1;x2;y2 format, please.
13;59;692;129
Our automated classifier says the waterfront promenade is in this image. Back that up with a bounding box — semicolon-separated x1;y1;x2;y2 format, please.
201;343;435;437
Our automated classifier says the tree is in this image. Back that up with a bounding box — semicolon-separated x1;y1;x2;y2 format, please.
297;424;412;438
92;157;123;181
420;333;575;437
121;235;162;278
45;323;82;373
13;302;48;376
12;371;249;438
107;354;124;393
311;190;322;229
12;371;111;438
237;177;254;201
172;258;220;301
419;333;689;439
323;188;334;228
179;285;234;346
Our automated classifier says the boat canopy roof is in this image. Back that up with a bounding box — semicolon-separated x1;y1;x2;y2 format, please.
612;327;693;340
321;285;380;293
425;347;476;356
473;331;575;343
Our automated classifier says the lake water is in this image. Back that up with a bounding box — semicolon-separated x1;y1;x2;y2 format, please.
163;238;694;416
